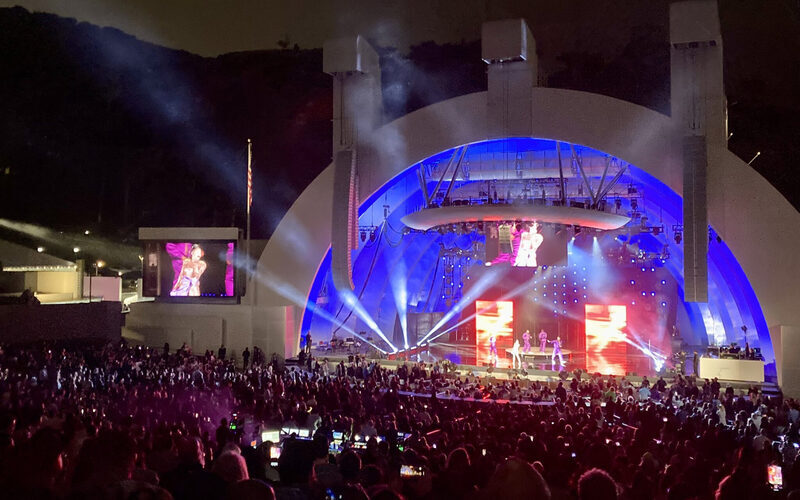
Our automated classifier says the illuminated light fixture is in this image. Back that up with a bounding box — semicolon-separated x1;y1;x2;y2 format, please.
73;247;80;253
360;230;366;242
36;246;45;253
369;231;376;243
84;230;90;235
96;260;105;269
117;271;123;277
3;265;77;272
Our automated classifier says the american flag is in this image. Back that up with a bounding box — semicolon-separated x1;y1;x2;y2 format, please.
247;139;253;212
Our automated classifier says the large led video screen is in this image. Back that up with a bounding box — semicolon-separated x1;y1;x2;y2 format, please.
585;304;628;376
152;241;235;298
486;222;568;267
475;300;514;368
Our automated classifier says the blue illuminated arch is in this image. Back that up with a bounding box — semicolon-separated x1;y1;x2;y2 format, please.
301;138;772;374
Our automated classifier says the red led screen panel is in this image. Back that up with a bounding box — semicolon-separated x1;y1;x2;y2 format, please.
585;304;628;376
475;300;514;368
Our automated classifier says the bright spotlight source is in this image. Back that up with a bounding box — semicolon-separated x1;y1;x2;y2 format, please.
73;247;80;253
96;260;105;268
36;246;45;253
748;151;761;165
117;271;123;277
84;230;90;235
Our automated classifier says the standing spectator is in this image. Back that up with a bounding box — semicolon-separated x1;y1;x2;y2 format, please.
242;347;250;369
578;468;619;500
218;344;227;360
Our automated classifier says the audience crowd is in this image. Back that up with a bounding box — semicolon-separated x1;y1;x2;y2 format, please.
0;340;797;500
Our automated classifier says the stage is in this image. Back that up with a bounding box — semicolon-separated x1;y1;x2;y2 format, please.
307;351;777;394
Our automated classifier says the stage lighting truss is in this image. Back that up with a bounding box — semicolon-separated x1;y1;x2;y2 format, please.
419;142;642;215
639;223;665;236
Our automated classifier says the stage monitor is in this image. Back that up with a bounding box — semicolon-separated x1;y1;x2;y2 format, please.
139;227;241;299
585;304;628;376
486;222;568;268
475;300;514;368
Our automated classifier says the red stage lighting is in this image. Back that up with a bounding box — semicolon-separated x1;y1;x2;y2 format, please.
585;304;628;376
475;300;513;368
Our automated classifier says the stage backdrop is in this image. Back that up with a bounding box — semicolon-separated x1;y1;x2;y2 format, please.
475;300;514;368
585;304;628;375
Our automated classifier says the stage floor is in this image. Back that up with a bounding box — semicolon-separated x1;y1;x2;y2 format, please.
310;352;775;393
422;342;661;376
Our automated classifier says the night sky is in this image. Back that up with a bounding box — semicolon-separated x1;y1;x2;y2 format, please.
2;0;795;115
0;0;798;269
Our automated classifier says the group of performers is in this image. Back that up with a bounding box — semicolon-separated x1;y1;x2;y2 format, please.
488;329;565;370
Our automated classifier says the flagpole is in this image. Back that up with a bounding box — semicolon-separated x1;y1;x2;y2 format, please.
246;138;252;287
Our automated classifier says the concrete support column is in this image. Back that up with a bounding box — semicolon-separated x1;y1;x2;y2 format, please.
670;1;726;303
482;19;537;139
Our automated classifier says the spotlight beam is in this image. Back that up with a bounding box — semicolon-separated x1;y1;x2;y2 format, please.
338;289;397;352
248;267;388;354
421;274;538;345
417;266;507;345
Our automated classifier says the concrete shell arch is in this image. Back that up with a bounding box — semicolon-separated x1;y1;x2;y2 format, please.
255;87;800;391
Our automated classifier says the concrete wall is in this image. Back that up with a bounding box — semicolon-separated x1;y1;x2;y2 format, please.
0;302;121;343
126;301;253;361
82;276;122;302
37;271;78;296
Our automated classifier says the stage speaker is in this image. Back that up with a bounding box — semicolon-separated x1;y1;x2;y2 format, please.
682;135;708;302
331;149;358;292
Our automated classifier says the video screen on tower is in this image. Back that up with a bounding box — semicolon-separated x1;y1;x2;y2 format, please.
142;241;236;298
486;222;568;267
165;242;235;297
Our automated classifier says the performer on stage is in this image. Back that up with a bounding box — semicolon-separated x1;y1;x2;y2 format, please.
538;329;548;353
522;330;531;354
511;339;522;369
550;336;565;368
489;335;498;366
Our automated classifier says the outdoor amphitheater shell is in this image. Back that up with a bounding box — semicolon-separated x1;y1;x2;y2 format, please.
254;6;800;395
